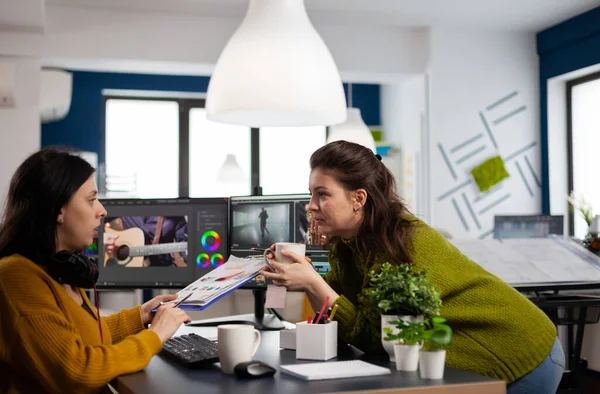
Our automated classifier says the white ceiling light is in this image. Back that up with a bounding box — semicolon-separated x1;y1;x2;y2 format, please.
206;0;346;127
327;84;377;153
217;154;245;183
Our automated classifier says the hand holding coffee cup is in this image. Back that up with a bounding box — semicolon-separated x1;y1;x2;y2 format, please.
263;242;306;270
218;324;261;374
260;243;319;291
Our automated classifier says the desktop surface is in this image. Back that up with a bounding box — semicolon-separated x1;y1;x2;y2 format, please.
115;324;505;394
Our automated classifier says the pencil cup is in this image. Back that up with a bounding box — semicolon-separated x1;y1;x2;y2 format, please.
295;321;337;360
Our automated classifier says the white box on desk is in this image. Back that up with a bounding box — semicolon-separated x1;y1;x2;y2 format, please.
295;321;337;360
280;328;296;350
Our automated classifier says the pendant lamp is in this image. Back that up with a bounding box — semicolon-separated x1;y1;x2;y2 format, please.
217;154;245;182
206;0;346;127
327;83;377;153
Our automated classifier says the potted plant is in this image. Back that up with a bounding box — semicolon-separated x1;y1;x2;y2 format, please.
383;319;424;371
365;262;441;362
418;316;452;379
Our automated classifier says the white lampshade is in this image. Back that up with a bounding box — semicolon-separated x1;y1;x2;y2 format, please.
206;0;346;127
327;108;377;153
217;154;245;182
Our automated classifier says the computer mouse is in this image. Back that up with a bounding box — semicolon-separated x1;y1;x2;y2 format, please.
233;360;276;379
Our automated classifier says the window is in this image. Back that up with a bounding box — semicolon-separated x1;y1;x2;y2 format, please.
189;108;251;197
104;97;326;199
568;73;600;238
105;99;179;198
259;126;326;195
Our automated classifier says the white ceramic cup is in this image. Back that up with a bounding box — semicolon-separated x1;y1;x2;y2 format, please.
217;324;261;374
263;242;306;267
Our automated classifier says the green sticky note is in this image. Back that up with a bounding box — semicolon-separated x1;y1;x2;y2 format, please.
471;155;510;192
370;129;383;142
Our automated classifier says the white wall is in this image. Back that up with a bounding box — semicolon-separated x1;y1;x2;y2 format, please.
0;57;40;209
427;28;540;239
381;76;428;220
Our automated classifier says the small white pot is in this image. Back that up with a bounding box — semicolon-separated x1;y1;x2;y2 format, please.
393;344;419;371
381;315;423;362
419;350;446;379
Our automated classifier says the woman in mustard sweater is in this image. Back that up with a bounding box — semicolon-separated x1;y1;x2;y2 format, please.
0;148;191;394
262;141;564;393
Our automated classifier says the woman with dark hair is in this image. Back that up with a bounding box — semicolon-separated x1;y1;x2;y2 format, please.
0;147;191;394
261;141;564;393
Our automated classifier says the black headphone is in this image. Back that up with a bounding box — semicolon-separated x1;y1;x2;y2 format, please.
48;251;99;288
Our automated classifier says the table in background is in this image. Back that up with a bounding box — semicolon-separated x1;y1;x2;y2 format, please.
114;320;505;394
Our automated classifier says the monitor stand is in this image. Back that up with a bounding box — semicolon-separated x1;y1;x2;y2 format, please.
186;289;285;331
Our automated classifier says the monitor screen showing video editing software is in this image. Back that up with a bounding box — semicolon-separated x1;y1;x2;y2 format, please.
229;194;330;288
88;198;229;288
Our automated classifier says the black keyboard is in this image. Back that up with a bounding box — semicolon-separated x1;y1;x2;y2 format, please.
161;333;219;368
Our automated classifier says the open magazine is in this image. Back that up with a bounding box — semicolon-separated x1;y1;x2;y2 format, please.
169;255;267;310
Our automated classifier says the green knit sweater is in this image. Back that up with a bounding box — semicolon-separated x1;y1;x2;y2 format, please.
325;216;556;383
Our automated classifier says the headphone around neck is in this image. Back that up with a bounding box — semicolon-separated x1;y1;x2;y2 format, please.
48;251;99;289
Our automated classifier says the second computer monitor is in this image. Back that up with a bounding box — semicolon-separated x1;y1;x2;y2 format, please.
229;194;328;287
230;194;327;251
493;215;564;239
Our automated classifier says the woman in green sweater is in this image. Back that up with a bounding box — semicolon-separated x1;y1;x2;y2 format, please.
261;141;564;393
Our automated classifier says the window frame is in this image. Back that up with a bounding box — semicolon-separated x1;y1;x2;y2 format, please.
566;70;600;235
102;96;265;197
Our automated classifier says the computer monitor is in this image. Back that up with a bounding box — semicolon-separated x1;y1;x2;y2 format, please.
493;215;564;239
88;198;229;288
229;194;329;288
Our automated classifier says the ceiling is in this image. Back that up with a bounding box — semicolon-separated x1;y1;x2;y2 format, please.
0;0;45;33
45;0;600;32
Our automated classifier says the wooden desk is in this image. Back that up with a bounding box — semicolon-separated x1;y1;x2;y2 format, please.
114;324;506;394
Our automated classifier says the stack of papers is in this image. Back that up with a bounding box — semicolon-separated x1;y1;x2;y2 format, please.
173;255;266;310
451;237;600;284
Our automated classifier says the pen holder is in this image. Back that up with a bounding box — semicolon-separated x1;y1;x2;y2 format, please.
295;321;337;360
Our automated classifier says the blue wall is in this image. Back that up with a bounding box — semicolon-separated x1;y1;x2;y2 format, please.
537;6;600;213
41;70;381;164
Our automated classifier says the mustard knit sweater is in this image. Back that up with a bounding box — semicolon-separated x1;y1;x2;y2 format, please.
326;217;557;383
0;254;163;394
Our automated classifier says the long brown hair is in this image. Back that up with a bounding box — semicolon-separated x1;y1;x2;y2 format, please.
309;141;415;265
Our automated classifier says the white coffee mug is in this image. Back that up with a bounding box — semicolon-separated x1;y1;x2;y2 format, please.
263;242;306;267
218;324;261;374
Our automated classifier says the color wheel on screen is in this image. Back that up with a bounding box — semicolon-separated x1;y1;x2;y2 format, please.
201;231;220;251
196;253;210;268
210;254;224;267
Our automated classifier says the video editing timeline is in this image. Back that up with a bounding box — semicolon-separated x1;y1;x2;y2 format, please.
91;198;229;289
229;194;330;288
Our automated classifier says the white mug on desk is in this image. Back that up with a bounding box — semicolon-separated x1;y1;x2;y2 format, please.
263;242;306;268
218;324;261;374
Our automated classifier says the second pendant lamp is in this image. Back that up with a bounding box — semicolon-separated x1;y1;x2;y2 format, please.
327;83;377;153
206;0;347;127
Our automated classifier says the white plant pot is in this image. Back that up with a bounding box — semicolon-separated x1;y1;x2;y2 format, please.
381;314;423;362
419;350;446;379
393;344;419;371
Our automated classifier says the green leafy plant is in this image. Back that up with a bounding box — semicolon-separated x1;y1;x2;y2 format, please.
365;262;441;317
421;317;452;352
383;319;424;346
